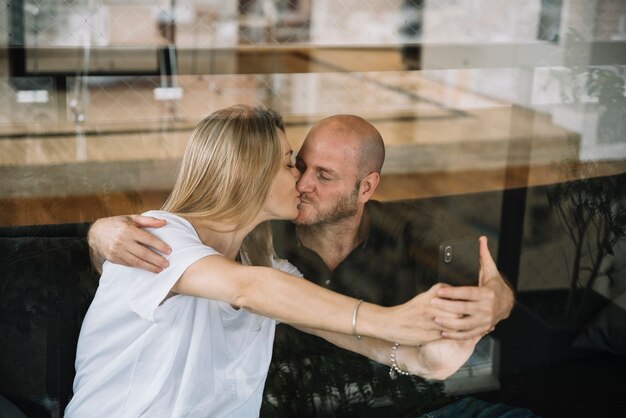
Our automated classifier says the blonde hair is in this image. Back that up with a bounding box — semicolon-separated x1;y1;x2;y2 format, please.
162;104;285;267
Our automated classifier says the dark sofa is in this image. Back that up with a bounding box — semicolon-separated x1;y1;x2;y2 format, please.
1;173;625;417
0;223;97;417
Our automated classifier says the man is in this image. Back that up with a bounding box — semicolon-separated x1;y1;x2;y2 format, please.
88;115;515;416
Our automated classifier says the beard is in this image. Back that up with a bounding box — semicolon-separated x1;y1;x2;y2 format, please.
295;186;359;226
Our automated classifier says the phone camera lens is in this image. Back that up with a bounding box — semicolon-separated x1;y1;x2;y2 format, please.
444;246;453;263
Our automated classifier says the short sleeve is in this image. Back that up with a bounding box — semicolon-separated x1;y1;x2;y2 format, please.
127;211;220;322
270;258;302;325
272;257;303;278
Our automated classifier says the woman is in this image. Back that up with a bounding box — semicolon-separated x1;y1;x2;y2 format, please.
65;105;478;417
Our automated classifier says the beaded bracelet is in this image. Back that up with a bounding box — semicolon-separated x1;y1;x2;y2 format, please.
352;299;363;341
389;342;412;377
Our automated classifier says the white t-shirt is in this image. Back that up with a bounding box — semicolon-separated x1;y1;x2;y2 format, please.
65;211;302;418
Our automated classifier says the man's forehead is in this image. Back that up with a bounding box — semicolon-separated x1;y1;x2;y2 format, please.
299;120;360;159
299;134;352;155
302;129;359;155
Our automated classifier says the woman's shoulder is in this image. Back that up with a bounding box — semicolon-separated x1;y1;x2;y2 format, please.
142;210;188;225
271;257;303;278
141;210;212;253
142;210;196;235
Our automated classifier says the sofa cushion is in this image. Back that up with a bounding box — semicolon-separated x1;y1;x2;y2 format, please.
573;291;626;355
0;226;98;418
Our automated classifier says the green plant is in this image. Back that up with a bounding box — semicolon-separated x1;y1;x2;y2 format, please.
586;67;626;144
547;168;626;323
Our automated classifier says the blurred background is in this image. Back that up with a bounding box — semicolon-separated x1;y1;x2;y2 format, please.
1;0;625;295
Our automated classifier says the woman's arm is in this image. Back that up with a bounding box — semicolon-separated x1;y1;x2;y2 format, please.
172;255;460;346
295;326;480;380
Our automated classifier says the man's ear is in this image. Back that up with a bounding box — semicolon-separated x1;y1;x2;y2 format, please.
358;172;381;203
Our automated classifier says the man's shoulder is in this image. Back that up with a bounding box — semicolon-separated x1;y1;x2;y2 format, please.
367;200;418;232
368;199;436;227
366;199;439;255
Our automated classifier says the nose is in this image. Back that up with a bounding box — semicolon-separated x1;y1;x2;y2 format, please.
296;169;313;193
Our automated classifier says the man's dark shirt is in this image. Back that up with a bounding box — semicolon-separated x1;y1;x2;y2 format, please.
261;200;450;417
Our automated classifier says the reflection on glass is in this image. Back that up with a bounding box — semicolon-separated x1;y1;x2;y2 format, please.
0;1;625;417
538;0;562;43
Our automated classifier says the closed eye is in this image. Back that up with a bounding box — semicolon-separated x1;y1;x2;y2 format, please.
317;172;331;181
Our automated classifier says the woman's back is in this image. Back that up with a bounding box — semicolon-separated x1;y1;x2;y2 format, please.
65;211;290;418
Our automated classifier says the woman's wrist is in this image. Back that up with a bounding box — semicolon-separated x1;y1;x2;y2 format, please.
353;302;387;339
351;299;364;340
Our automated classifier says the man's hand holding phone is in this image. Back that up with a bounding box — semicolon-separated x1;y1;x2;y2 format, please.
430;236;515;339
437;238;480;287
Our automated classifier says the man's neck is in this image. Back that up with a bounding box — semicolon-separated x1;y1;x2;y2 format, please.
296;206;370;271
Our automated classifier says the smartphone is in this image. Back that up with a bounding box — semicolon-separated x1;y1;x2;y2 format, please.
438;238;480;286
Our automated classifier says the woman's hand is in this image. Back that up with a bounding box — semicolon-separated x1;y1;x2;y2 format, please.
371;284;463;346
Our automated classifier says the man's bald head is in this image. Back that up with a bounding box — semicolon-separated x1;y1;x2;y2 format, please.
307;115;385;177
295;115;384;226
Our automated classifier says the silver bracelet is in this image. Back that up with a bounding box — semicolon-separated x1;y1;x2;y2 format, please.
389;342;412;377
351;299;364;341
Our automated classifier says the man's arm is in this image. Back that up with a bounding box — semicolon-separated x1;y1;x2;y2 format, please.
430;236;515;338
88;215;171;274
298;326;480;380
